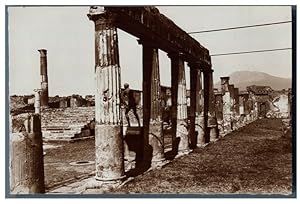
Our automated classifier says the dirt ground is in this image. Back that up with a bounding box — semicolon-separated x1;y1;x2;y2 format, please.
44;118;293;195
43;139;96;191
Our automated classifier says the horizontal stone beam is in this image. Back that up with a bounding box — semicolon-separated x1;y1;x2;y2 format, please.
97;6;211;68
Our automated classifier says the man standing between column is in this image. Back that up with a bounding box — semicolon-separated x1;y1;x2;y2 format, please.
121;83;141;127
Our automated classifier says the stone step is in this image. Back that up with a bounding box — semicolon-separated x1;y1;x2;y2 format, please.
42;126;84;132
42;132;80;139
43;122;88;127
41;107;96;141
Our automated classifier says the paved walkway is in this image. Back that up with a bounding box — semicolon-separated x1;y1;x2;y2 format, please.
48;118;293;196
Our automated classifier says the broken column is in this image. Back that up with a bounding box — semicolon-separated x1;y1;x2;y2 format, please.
169;53;189;153
220;77;232;133
38;49;49;108
88;7;125;181
206;69;218;141
34;89;42;114
10;114;45;194
141;40;165;163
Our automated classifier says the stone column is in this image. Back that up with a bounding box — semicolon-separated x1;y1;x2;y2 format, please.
38;49;49;108
207;70;218;141
239;94;245;115
203;70;210;143
220;77;232;133
195;70;205;146
34;89;42;114
169;53;189;153
215;92;224;135
228;84;235;130
88;7;125;181
239;94;246;125
189;65;197;149
234;88;240;116
233;87;240;129
140;41;165;163
10;114;45;194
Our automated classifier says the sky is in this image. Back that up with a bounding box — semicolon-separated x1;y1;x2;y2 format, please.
8;6;292;96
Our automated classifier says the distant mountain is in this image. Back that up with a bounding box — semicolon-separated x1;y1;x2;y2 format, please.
214;71;292;91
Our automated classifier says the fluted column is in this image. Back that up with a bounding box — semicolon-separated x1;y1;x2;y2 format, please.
88;7;124;181
207;69;218;141
140;40;165;163
38;49;49;108
169;53;189;153
189;65;197;149
195;70;205;146
203;70;210;143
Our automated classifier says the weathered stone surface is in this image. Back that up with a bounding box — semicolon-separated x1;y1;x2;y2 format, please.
209;125;218;141
149;121;165;162
196;115;205;146
34;90;41;114
95;125;125;181
89;11;125;181
170;54;190;152
101;7;211;67
10;114;45;194
223;92;232;132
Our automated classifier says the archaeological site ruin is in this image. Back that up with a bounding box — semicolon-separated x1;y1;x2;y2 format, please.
8;6;293;196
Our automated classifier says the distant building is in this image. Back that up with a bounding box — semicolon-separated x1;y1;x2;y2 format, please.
247;85;273;118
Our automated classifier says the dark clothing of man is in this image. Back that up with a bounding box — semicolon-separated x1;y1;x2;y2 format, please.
121;87;140;127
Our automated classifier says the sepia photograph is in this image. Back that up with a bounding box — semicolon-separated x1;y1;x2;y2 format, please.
5;2;295;198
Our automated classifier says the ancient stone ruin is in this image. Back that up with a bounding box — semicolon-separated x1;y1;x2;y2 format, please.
9;6;292;194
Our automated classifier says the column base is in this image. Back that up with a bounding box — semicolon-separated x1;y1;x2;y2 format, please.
95;175;126;182
209;125;218;141
196;143;209;148
176;149;193;158
149;121;165;164
151;159;170;169
95;124;125;182
176;120;190;152
195;115;205;146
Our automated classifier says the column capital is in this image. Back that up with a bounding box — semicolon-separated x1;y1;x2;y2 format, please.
87;7;117;29
38;49;47;57
137;39;159;48
87;6;105;21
